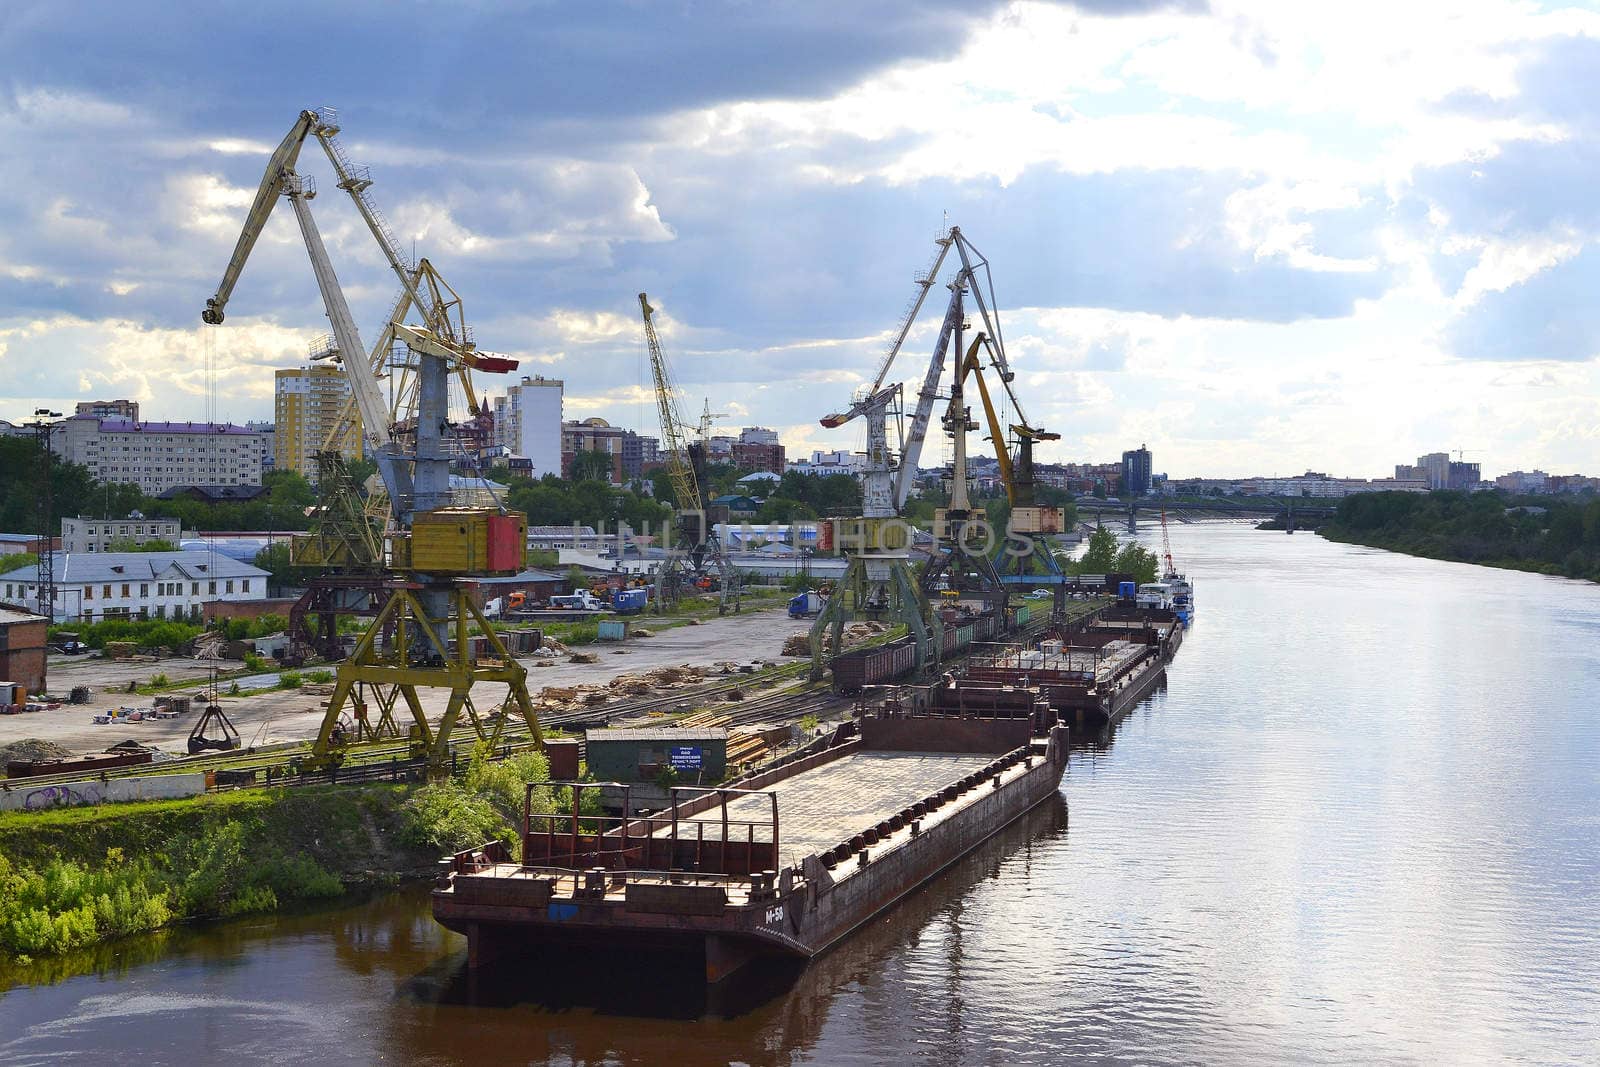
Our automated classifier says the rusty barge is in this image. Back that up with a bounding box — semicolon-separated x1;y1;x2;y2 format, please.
954;605;1182;731
433;702;1069;987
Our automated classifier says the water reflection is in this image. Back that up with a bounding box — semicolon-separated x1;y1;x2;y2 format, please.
7;523;1600;1064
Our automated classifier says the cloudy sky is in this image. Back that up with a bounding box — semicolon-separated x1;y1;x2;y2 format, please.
2;0;1598;479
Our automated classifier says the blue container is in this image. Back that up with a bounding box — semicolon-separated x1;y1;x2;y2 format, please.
1118;581;1137;599
597;619;629;641
612;588;649;615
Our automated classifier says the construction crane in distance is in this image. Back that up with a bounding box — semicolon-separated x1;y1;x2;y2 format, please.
639;293;741;614
202;107;538;769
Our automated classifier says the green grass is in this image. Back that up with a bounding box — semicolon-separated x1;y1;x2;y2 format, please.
0;752;565;964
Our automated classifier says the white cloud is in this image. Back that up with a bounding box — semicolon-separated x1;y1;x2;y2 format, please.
1453;230;1585;307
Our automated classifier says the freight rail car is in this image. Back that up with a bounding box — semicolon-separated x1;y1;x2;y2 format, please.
831;610;1007;693
5;749;153;780
830;637;917;694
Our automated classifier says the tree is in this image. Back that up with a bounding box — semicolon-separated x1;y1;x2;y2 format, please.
0;552;37;576
1072;526;1119;574
570;450;614;484
344;456;378;491
253;543;296;592
263;469;316;510
1113;541;1160;584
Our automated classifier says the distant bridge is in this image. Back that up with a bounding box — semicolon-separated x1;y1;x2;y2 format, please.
1075;497;1337;532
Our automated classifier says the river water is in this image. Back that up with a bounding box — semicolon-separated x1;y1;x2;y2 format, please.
3;522;1598;1065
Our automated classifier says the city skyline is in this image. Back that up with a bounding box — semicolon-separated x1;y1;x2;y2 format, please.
1;2;1598;479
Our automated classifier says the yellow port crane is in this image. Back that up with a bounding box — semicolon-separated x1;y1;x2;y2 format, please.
639;293;741;614
203;107;540;769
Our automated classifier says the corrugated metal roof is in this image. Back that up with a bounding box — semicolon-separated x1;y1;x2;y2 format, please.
1;551;269;585
585;728;729;743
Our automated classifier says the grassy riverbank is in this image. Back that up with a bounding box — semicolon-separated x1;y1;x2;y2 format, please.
1320;490;1600;583
0;748;553;965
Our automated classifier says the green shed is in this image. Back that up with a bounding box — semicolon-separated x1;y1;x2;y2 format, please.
583;727;729;783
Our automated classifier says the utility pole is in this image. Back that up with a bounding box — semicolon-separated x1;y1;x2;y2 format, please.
27;409;62;620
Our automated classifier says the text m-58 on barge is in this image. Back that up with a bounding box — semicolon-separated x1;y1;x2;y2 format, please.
432;695;1069;988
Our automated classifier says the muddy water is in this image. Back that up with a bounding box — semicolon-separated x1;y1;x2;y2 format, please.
4;523;1599;1064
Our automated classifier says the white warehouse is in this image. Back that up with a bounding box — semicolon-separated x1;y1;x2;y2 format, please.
1;552;269;623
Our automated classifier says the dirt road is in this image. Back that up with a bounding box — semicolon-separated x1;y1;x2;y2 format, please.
0;606;813;757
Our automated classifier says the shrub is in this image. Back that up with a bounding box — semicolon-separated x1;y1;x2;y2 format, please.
242;653;266;672
277;671;302;690
148;673;169;688
305;669;334;684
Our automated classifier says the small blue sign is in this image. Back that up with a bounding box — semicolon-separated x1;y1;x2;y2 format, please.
669;745;703;771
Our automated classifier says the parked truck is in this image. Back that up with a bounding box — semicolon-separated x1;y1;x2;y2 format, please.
787;590;828;618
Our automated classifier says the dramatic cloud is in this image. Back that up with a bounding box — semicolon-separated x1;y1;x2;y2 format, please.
2;0;1599;477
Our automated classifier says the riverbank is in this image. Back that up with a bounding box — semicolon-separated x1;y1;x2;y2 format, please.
1316;490;1600;584
1319;524;1600;582
0;748;550;974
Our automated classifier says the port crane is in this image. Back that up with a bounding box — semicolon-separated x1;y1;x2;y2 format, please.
203;108;539;768
639;293;741;614
809;228;1011;680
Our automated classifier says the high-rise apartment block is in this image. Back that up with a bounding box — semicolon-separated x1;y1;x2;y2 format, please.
274;366;361;480
1121;445;1153;496
492;375;563;478
52;415;263;495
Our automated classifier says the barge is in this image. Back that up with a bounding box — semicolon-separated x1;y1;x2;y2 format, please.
432;699;1070;987
958;606;1181;730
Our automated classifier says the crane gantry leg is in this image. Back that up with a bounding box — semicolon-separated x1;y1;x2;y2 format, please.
314;585;540;771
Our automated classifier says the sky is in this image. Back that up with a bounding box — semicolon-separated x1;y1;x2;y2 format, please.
2;0;1599;479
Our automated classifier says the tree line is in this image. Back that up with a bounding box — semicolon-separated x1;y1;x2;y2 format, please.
1325;490;1600;582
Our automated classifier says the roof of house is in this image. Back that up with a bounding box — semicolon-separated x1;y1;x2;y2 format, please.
0;533;39;544
584;728;729;744
156;485;269;502
1;551;269;585
77;416;258;436
710;494;760;508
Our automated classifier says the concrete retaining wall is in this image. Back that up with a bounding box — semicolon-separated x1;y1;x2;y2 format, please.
0;771;206;812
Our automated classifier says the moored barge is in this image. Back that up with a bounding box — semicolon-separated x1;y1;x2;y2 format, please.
958;605;1181;730
433;700;1069;986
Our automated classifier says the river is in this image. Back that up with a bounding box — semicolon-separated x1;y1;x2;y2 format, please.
3;522;1598;1065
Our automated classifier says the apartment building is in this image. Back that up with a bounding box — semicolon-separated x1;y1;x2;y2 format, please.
63;515;183;553
275;365;361;480
52;416;263;495
492;375;564;478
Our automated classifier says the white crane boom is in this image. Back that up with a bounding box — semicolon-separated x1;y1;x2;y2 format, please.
282;178;415;511
202;111;316;325
892;279;966;510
